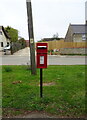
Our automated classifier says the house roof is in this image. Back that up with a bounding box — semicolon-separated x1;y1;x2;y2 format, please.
70;24;87;34
0;26;10;39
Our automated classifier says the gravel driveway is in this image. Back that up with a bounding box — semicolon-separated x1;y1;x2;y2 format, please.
13;47;30;56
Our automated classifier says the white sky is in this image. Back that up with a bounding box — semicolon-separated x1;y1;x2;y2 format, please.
0;0;86;41
86;1;87;20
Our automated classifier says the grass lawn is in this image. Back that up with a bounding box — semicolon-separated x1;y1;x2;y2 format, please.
2;65;85;118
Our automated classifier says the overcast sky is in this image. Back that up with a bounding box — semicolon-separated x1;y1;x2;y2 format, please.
0;0;86;41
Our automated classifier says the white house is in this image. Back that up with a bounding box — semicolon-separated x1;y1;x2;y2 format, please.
0;26;10;51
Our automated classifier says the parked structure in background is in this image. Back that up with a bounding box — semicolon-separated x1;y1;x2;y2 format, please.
0;26;10;51
25;40;30;47
65;24;87;42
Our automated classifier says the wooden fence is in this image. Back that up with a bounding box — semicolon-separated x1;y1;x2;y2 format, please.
47;40;87;50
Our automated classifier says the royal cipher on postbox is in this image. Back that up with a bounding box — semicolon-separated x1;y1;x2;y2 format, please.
36;43;48;69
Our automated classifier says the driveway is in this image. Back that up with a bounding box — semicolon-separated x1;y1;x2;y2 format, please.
0;47;30;56
13;47;30;56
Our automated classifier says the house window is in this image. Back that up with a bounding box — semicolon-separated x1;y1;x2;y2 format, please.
1;42;3;47
0;31;2;35
82;34;86;41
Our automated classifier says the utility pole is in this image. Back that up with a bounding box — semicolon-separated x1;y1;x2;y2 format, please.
26;0;36;75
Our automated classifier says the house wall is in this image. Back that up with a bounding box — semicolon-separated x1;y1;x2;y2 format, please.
65;25;73;42
0;30;10;51
73;34;87;42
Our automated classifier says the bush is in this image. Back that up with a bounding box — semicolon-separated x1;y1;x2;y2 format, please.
11;38;27;54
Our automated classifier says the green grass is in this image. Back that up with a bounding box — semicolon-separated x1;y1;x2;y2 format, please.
0;66;2;117
2;65;85;118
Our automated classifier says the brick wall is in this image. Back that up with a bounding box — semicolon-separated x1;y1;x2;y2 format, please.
60;48;87;55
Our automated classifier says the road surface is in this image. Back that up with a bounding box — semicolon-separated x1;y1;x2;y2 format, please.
0;55;86;65
0;47;86;65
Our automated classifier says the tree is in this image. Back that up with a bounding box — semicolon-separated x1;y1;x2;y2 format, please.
53;32;59;39
5;26;18;54
19;38;26;48
5;26;18;42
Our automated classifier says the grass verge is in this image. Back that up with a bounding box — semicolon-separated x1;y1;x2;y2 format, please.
2;65;85;118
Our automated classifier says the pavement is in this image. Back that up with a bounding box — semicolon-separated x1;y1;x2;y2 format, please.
0;51;3;56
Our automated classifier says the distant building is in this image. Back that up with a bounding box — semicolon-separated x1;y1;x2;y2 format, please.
65;24;87;42
25;40;30;47
0;26;10;51
18;36;22;40
40;38;64;42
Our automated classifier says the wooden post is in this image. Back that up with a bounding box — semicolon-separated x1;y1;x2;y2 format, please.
40;68;43;98
26;0;36;75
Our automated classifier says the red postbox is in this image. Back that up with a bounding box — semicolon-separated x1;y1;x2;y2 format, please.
36;43;48;68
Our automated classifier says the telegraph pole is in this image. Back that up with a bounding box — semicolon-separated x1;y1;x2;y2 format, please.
26;0;36;75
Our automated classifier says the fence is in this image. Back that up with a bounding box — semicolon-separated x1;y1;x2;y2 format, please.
48;40;87;50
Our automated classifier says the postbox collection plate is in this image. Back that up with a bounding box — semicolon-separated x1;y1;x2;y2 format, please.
40;56;44;64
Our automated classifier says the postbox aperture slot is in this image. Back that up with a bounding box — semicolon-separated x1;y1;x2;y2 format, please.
37;46;47;49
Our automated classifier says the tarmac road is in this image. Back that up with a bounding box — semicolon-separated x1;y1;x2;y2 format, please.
0;47;86;65
0;55;86;65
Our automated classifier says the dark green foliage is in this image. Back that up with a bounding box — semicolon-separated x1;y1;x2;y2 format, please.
4;67;12;72
5;26;18;42
12;38;27;53
18;38;27;48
